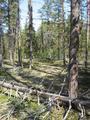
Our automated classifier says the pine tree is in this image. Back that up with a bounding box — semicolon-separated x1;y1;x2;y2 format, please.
16;0;22;66
28;0;33;69
85;0;90;70
8;0;18;65
0;13;3;67
61;0;66;65
69;0;80;99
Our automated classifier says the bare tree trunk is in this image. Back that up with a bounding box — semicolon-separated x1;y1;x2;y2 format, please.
0;14;3;67
61;0;66;66
57;7;60;60
85;0;90;70
8;0;13;65
8;0;12;63
7;0;10;60
80;0;83;57
8;0;15;66
69;0;80;99
41;19;44;53
16;0;22;66
57;29;60;60
28;0;33;69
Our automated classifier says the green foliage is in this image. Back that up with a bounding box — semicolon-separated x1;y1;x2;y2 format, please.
0;69;6;76
7;97;44;119
0;94;8;103
8;97;26;118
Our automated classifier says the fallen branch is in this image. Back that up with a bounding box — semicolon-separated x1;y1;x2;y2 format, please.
1;80;90;110
63;100;72;120
0;81;69;102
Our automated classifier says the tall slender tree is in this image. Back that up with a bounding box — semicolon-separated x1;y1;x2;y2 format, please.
69;0;80;99
61;0;66;65
8;0;17;65
41;18;44;53
8;0;14;65
57;3;61;60
85;0;90;70
7;0;11;60
0;13;3;67
28;0;33;69
16;0;22;66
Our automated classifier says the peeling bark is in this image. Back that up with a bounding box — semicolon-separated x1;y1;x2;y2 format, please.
69;0;80;99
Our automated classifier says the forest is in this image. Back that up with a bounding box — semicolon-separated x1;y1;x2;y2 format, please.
0;0;90;120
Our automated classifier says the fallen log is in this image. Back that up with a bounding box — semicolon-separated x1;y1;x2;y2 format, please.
2;68;67;93
3;69;30;87
0;81;69;102
0;81;90;108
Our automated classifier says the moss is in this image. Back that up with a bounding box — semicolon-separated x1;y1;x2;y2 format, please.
0;94;8;103
0;70;7;76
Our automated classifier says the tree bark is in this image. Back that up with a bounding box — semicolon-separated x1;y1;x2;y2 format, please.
61;0;66;66
1;81;90;109
41;19;44;53
0;14;3;67
28;0;33;69
8;0;15;66
85;0;90;70
16;0;22;66
69;0;80;99
0;80;69;101
57;6;60;60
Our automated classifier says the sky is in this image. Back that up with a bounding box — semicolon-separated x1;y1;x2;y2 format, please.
20;0;70;31
20;0;44;31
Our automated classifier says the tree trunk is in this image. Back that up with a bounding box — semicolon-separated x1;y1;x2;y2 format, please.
61;0;66;66
69;0;80;99
41;19;44;53
28;0;33;69
57;7;60;60
85;0;90;70
16;0;22;66
8;0;15;66
8;0;11;64
57;32;60;60
0;14;3;67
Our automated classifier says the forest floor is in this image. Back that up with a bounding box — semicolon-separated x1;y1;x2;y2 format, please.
0;59;90;120
2;60;68;93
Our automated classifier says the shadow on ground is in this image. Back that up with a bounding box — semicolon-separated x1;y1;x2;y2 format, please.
79;67;90;94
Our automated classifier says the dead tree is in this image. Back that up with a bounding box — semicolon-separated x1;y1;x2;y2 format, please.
28;0;33;69
69;0;80;99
